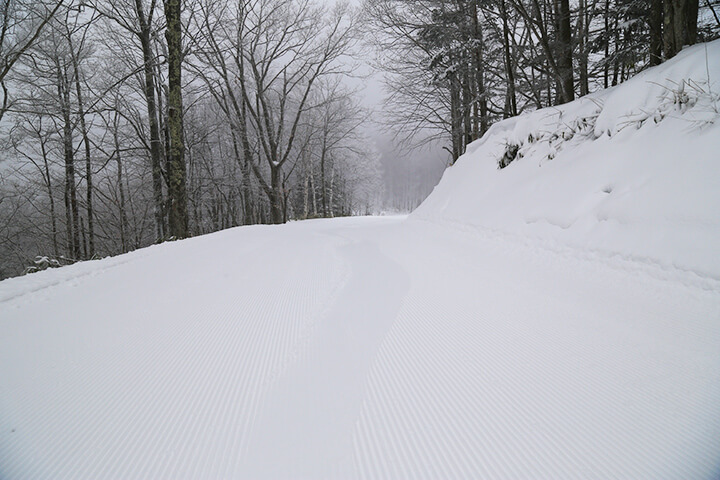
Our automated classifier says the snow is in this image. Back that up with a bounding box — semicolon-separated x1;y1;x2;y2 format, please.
415;40;720;280
2;215;719;478
2;42;720;479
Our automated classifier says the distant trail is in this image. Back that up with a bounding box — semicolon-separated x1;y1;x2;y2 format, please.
242;237;410;478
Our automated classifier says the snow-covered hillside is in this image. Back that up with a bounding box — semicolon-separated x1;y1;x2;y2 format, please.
1;42;719;479
415;40;720;280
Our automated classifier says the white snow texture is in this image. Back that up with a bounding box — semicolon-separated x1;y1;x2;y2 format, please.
416;40;720;280
1;41;719;479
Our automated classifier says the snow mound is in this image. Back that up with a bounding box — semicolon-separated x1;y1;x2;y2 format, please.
413;40;720;279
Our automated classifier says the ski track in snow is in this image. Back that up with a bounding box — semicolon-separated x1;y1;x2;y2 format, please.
1;216;719;479
353;219;720;479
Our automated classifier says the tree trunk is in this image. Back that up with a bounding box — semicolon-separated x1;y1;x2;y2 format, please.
449;70;463;163
555;0;575;103
113;112;129;253
650;0;664;65
303;169;310;219
238;115;254;226
469;0;486;137
604;0;610;88
164;0;188;238
71;56;94;257
310;171;318;217
578;0;589;95
612;13;620;86
60;68;81;260
229;128;254;225
136;0;167;242
320;138;328;217
80;216;87;260
241;170;253;225
462;68;472;150
328;165;336;218
664;0;681;58
501;0;518;117
664;0;698;59
684;0;699;45
41;141;59;258
270;166;283;224
235;40;256;225
478;56;487;135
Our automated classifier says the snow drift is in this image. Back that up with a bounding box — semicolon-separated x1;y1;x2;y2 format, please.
414;40;720;279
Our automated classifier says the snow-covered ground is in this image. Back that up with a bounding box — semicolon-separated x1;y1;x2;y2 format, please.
417;40;720;280
1;216;719;479
2;42;720;479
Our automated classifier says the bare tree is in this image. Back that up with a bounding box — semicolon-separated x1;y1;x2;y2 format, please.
91;0;168;241
236;0;359;223
307;78;367;217
0;0;66;121
162;0;187;237
11;113;60;258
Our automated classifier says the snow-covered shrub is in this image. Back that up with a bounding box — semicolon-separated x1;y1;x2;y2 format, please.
498;109;601;168
23;256;66;275
617;78;719;132
498;142;521;169
666;79;719;126
496;71;718;170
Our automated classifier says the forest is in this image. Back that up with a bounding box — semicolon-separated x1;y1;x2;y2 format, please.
0;0;383;279
0;0;718;279
368;0;719;161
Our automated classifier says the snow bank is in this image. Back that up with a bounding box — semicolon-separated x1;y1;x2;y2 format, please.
413;40;720;279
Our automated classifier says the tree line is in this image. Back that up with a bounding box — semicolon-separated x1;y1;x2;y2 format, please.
0;0;381;279
365;0;719;162
3;0;716;279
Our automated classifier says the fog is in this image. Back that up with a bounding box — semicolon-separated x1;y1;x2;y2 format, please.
348;49;448;213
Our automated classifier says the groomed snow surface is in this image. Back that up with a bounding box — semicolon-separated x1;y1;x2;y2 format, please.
2;42;720;479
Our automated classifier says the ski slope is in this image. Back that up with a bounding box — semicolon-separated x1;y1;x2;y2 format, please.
3;41;720;479
1;216;719;479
